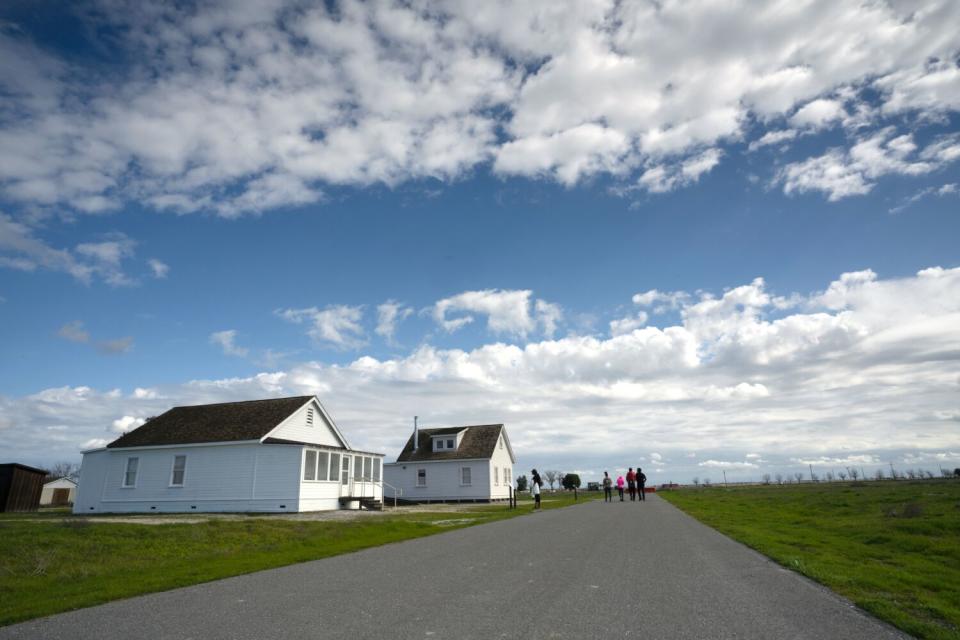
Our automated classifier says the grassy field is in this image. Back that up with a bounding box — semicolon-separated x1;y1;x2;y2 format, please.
0;492;596;626
660;480;960;640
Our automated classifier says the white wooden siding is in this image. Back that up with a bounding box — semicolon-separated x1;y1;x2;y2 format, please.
269;399;343;447
74;443;304;513
384;459;494;501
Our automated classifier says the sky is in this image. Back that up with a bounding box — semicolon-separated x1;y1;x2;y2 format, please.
1;0;959;484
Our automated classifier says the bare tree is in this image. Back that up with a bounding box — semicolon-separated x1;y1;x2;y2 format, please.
849;468;859;481
543;470;560;490
762;473;771;485
905;469;917;480
46;461;80;481
837;470;847;481
692;477;700;487
824;471;835;482
703;478;711;486
775;473;783;485
874;469;885;481
794;472;804;483
810;471;819;483
925;470;935;479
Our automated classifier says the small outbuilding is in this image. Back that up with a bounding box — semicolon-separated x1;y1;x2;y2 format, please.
40;477;78;506
0;463;47;512
383;423;515;502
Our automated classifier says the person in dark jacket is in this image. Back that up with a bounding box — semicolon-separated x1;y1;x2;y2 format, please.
531;469;543;510
637;467;647;501
602;471;612;502
626;467;637;501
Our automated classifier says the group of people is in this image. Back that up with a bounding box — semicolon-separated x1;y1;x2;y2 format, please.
602;468;647;502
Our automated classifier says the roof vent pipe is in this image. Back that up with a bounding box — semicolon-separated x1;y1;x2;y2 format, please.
413;416;419;453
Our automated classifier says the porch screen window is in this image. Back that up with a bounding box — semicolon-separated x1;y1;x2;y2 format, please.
170;455;187;486
123;457;139;487
354;456;364;480
363;457;372;479
417;469;426;486
341;456;350;485
329;453;340;481
461;467;471;485
304;450;317;481
373;458;381;481
317;452;329;481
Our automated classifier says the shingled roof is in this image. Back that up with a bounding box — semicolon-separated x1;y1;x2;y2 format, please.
395;424;508;462
107;396;314;448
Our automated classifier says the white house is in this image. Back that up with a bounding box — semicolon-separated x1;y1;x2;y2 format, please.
74;396;384;514
383;424;515;502
40;477;77;506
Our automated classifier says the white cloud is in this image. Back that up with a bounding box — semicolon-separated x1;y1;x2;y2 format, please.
699;460;759;470
3;266;960;480
376;301;413;344
0;1;958;214
748;129;799;152
210;330;249;358
111;415;146;434
57;321;90;344
777;128;959;201
278;305;366;349
433;289;561;338
789;98;846;129
148;259;169;279
610;312;648;337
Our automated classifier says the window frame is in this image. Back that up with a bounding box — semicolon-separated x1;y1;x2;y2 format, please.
169;454;188;487
494;465;499;485
329;453;340;482
460;466;472;486
317;451;330;482
122;456;139;488
303;450;317;481
446;438;454;449
416;468;427;487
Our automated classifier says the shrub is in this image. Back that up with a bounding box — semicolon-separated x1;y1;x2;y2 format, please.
562;473;581;490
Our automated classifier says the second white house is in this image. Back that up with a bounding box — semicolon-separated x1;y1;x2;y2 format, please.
383;423;515;502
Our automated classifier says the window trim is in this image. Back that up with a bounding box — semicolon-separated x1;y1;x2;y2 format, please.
460;466;472;486
494;465;499;486
122;456;139;488
303;450;317;481
446;438;454;449
416;468;427;487
169;454;187;487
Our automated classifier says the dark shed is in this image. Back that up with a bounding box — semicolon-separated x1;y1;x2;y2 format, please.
0;463;47;512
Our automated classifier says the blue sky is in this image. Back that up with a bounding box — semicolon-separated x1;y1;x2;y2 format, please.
1;0;959;481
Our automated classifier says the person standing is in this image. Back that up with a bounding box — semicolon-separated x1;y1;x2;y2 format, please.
637;467;647;501
531;469;542;510
626;467;637;501
602;471;613;502
616;474;625;501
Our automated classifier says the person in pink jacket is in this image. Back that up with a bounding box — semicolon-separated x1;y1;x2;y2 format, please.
616;474;625;501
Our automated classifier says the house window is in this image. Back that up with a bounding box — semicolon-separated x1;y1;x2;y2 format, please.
329;453;340;481
304;450;317;481
354;456;364;480
317;451;329;481
446;439;454;449
170;455;187;486
341;456;350;485
494;466;499;485
306;408;314;426
435;440;444;450
373;458;381;482
363;456;372;479
461;467;472;486
123;457;139;487
417;468;426;486
504;468;512;485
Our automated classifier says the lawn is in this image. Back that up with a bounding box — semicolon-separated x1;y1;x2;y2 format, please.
660;480;960;640
0;491;594;626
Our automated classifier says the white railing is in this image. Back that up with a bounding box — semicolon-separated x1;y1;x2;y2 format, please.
382;481;402;508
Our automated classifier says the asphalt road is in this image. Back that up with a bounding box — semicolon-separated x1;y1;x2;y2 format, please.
1;495;909;639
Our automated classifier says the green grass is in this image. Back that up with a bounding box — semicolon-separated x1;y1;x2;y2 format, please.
0;491;594;626
660;480;960;639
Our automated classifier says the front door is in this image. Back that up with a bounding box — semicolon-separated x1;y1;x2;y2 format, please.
341;455;351;495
